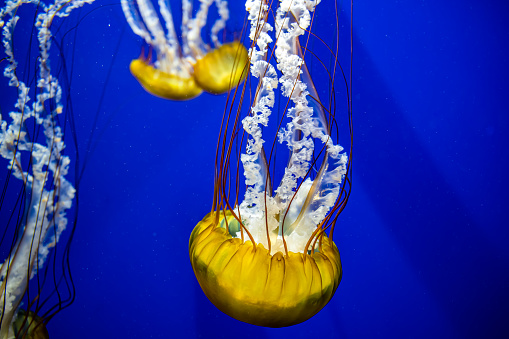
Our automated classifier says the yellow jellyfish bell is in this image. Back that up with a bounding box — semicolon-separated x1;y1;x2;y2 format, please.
129;58;203;100
193;41;249;95
190;212;342;328
12;310;49;339
189;0;353;328
122;0;248;100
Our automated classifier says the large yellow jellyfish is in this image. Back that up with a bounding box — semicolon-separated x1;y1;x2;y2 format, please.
121;0;249;100
190;0;353;328
0;0;92;337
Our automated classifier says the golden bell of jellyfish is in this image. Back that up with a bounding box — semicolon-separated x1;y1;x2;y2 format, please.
11;310;49;339
193;42;249;95
190;212;342;328
129;58;203;101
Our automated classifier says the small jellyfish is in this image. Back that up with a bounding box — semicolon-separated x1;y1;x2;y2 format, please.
1;0;91;337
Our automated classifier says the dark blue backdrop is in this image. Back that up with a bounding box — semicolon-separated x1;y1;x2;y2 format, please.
0;0;508;338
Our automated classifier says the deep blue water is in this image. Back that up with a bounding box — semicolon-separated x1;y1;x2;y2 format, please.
1;0;508;338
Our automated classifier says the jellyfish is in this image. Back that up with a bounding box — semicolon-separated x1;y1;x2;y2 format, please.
121;0;249;100
0;0;94;337
189;0;353;328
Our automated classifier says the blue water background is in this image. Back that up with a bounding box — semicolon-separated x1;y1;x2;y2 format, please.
1;0;508;338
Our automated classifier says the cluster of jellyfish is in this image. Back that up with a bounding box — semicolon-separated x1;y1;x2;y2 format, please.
122;0;250;100
0;0;352;336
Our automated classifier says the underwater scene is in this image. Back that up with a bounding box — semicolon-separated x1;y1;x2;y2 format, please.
0;0;508;338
